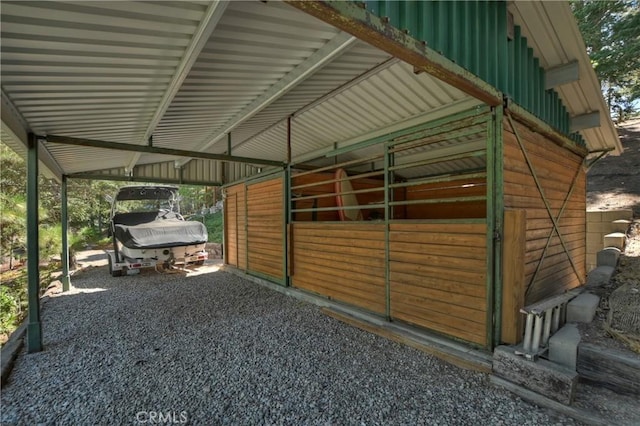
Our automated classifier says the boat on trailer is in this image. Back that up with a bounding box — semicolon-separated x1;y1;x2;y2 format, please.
106;185;208;276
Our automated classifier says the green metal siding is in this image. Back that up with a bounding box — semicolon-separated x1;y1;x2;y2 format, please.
362;0;586;148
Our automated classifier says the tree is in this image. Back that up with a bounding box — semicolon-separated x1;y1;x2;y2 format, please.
572;1;640;121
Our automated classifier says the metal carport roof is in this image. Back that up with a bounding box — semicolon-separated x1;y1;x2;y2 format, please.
1;0;621;184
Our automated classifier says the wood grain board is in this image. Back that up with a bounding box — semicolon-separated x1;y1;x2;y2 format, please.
503;118;586;305
291;222;386;314
247;177;284;280
389;222;487;346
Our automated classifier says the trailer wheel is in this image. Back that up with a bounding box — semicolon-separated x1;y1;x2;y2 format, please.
108;255;123;277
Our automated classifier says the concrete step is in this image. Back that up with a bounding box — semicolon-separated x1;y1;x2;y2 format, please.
587;209;634;223
604;232;626;250
596;247;621;268
586;266;615;288
587;220;631;234
549;323;581;370
567;293;600;323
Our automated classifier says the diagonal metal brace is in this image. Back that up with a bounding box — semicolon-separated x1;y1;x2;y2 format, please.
527;158;585;295
506;113;584;290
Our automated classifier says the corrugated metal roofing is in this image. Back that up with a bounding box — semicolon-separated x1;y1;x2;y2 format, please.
509;1;622;155
0;0;621;184
1;0;213;174
232;61;473;162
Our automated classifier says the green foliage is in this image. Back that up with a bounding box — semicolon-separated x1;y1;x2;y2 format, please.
0;270;27;337
0;193;26;259
204;211;223;243
572;0;640;121
39;224;62;260
0;285;20;335
179;185;215;215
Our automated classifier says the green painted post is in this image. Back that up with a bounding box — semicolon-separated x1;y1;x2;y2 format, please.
283;165;291;287
61;175;71;292
492;104;505;347
384;144;391;320
485;113;495;350
26;133;42;353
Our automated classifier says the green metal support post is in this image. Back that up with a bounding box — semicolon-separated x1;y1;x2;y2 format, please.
26;133;42;353
61;175;71;291
492;104;505;347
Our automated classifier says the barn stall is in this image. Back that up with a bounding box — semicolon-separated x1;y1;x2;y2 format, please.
0;1;619;357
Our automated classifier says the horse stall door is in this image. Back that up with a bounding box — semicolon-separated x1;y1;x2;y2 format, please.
246;176;285;283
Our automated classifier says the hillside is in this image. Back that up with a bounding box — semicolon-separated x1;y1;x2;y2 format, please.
587;118;640;215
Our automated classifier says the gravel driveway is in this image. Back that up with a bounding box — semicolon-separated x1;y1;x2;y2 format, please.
1;266;576;425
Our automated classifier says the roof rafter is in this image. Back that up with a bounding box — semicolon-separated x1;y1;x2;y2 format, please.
124;0;230;173
175;31;357;167
44;134;284;168
1;89;64;181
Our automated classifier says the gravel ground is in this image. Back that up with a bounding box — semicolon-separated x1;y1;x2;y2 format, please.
2;266;579;425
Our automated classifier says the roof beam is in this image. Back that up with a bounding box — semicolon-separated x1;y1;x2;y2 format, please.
176;31;357;167
1;90;63;181
286;0;501;106
67;172;222;187
124;0;230;173
544;61;579;89
43;134;285;168
570;111;600;132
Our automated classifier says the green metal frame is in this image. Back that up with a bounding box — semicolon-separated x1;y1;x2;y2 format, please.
288;106;495;347
312;106;492;162
26;133;42;353
285;165;292;286
61;175;70;292
68;174;222;188
383;143;392;320
45;134;284;168
490;104;505;347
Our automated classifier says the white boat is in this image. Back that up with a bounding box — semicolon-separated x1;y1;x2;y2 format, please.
106;186;208;276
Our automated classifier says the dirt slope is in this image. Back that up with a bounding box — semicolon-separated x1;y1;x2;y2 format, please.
587;118;640;215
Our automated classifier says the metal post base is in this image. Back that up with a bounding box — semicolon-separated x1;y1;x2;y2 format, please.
27;322;42;353
61;275;71;292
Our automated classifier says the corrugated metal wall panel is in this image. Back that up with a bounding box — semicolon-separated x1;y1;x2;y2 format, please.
361;0;587;148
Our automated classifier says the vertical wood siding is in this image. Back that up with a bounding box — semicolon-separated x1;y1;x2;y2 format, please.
224;183;246;270
291;222;386;314
247;177;284;280
503;118;586;304
389;222;487;345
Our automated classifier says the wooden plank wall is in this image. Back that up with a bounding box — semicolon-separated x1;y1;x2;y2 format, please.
291;222;386;314
501;209;526;345
247;177;284;280
405;177;487;219
389;222;487;345
503;118;586;305
224;183;246;269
